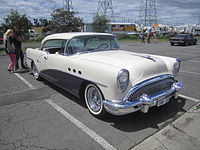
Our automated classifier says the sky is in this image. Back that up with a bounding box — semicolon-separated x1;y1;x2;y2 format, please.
0;0;200;26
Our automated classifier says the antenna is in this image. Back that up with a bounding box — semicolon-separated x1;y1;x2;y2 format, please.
63;0;73;11
138;0;158;27
97;0;114;22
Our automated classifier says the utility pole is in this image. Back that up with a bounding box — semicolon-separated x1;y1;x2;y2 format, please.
198;16;200;25
97;0;115;22
63;0;73;11
138;0;158;27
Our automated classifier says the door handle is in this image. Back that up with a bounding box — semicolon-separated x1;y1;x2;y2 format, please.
44;56;48;60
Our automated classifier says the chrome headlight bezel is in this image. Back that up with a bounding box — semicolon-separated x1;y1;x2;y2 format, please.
173;59;181;77
117;69;129;93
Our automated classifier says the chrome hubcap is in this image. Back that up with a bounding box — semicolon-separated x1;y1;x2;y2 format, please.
87;86;102;112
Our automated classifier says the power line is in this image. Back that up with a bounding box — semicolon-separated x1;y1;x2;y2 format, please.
63;0;73;11
138;0;158;27
97;0;115;22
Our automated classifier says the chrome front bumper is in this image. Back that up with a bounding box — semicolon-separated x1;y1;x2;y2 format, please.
103;81;183;116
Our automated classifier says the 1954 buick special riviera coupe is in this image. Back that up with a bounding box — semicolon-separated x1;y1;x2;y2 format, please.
26;32;183;117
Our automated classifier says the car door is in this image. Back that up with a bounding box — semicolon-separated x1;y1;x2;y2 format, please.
39;39;67;80
191;35;195;44
38;39;82;96
44;52;82;95
188;35;194;44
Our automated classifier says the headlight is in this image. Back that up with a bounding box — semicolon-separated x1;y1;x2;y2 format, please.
117;69;129;92
173;59;181;77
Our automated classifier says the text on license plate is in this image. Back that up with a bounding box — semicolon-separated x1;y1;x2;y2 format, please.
157;97;170;107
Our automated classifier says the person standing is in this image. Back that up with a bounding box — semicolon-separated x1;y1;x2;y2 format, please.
13;27;26;70
147;29;153;44
141;30;147;43
152;32;158;43
4;29;16;73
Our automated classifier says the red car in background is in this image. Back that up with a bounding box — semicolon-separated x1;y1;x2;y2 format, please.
0;32;4;44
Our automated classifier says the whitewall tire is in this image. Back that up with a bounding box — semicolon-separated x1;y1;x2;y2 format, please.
32;62;41;80
84;84;107;117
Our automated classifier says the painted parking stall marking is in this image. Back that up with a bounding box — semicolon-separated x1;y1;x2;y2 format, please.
45;99;117;150
15;73;36;90
180;70;200;76
179;94;200;102
14;73;117;150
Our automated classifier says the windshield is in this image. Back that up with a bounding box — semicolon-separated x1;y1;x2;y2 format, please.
0;32;3;38
174;34;188;38
66;35;120;54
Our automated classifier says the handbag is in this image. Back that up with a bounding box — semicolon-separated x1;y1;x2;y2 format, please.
6;40;16;54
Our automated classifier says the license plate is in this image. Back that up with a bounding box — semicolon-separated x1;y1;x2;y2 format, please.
157;97;170;107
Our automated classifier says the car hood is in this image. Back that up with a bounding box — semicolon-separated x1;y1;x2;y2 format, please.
79;50;169;84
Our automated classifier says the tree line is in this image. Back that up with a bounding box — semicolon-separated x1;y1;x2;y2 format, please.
1;8;110;34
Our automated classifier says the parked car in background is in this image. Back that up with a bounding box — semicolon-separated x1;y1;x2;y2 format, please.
26;32;182;117
170;34;197;46
0;32;4;44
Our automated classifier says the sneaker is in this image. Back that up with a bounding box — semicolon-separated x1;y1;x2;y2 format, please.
22;67;28;70
22;65;28;69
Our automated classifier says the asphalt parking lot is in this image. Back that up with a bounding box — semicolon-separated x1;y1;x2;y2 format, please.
0;41;200;150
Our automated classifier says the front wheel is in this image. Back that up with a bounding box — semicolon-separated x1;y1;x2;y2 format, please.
84;84;107;117
32;62;42;80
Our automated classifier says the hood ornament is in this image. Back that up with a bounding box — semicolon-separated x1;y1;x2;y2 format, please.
146;55;156;62
131;54;156;62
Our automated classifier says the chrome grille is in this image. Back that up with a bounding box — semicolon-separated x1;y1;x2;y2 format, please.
128;78;174;101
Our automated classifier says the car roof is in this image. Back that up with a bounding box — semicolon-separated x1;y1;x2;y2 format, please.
42;32;115;44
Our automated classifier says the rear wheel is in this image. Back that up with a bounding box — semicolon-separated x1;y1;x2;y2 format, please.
170;43;174;46
84;83;107;117
185;42;189;46
32;62;42;80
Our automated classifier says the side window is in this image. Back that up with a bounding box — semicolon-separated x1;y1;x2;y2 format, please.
43;40;66;49
42;39;67;54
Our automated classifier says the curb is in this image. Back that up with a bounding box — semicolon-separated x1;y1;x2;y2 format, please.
131;100;200;150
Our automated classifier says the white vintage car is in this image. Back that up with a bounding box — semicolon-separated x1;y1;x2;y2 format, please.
26;32;182;117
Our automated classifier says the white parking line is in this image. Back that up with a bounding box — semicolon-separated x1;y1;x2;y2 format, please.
180;70;200;76
179;94;200;102
185;60;200;63
164;52;196;56
45;99;117;150
14;73;117;150
15;73;36;90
